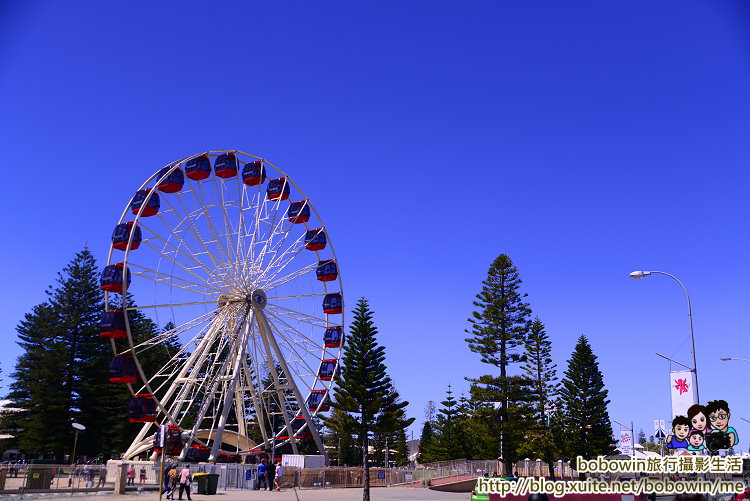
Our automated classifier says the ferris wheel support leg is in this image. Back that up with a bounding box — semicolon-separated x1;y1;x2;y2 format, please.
256;311;330;465
256;314;300;456
208;308;253;462
242;357;270;446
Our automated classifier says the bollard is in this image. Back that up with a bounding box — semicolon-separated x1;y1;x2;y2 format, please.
113;464;128;495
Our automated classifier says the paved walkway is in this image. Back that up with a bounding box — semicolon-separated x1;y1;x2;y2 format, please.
27;488;468;501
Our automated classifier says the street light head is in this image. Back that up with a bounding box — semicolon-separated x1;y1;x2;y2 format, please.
720;357;732;361
72;423;85;431
629;271;651;279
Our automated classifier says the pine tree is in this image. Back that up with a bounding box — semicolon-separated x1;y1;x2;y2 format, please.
417;421;436;464
427;385;468;461
465;254;531;475
558;335;616;461
8;249;105;462
325;298;413;501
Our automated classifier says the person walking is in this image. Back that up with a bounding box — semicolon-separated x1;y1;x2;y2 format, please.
166;465;179;500
256;458;266;490
139;466;147;486
98;465;107;488
266;461;275;491
127;465;136;486
274;462;283;492
178;465;192;501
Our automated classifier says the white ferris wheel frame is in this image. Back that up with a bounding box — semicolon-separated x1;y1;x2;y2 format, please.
103;150;344;464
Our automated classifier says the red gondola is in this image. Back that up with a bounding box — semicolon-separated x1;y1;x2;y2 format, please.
214;152;238;178
128;394;156;423
267;177;290;201
287;200;310;224
100;263;131;293
109;355;137;383
154;425;183;455
306;390;330;412
324;326;343;348
185;444;211;462
318;359;339;381
130;189;160;217
316;260;338;282
323;293;342;314
112;222;142;251
185;154;212;181
242;160;266;186
157;167;185;193
100;309;127;338
304;228;326;251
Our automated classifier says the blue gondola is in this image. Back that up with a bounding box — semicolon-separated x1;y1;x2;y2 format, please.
214;152;238;178
100;263;131;293
323;293;342;314
109;355;137;384
288;200;310;224
157;167;185;193
305;228;326;251
130;189;160;217
267;177;290;201
100;309;127;338
185;154;212;181
324;326;344;348
306;390;330;412
316;260;338;282
242;160;266;186
112;222;142;251
318;359;339;381
128;394;156;423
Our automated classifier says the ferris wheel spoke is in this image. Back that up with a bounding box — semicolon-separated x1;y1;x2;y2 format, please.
262;261;319;290
265;309;332;360
254;190;290;277
167;189;242;290
137;219;231;289
191;180;244;285
252;230;308;287
138;236;225;292
265;303;332;328
121;308;218;355
263;312;323;386
211;175;245;287
128;264;221;297
156;196;235;286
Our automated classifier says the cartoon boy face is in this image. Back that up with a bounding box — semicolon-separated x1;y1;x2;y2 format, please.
691;412;708;431
674;424;690;440
689;432;703;448
709;409;729;431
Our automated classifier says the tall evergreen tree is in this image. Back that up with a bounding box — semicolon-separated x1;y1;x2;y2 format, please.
558;335;615;461
425;385;468;461
325;298;413;501
465;253;531;475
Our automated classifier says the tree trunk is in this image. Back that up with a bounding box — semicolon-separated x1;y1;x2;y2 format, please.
362;433;370;501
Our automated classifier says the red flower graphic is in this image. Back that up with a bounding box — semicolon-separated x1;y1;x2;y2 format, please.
674;378;689;395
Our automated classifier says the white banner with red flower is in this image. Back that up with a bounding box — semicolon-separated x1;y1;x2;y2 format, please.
670;370;696;419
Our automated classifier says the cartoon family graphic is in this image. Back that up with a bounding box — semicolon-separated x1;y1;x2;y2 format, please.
665;399;738;454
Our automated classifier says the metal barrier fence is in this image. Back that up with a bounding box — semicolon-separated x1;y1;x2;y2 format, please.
0;464;116;494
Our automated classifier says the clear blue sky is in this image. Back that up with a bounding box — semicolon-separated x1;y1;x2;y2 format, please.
1;1;749;447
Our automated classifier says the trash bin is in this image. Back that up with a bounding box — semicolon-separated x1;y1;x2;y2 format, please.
206;473;220;494
25;466;52;490
0;467;7;491
192;473;208;494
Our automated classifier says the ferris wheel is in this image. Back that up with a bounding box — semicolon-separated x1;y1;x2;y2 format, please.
99;150;343;463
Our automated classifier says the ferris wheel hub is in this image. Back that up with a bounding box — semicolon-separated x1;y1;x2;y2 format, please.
249;289;267;310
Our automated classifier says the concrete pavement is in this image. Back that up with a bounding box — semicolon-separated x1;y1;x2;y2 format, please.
19;488;468;501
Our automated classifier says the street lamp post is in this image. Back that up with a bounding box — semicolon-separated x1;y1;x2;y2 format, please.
629;270;699;404
720;357;750;363
71;423;85;465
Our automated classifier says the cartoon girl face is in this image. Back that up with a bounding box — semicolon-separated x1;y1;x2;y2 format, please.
689;433;704;448
691;411;708;431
